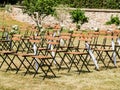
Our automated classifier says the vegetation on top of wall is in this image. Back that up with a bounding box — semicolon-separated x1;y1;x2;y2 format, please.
57;0;120;9
0;0;120;9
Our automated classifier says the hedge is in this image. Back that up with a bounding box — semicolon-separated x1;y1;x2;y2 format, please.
57;0;120;9
0;0;120;9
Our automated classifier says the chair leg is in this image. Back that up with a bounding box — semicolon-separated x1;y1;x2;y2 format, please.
0;54;12;69
16;56;27;74
106;51;116;68
95;51;107;68
43;58;56;78
24;57;38;76
59;53;70;71
79;55;90;74
68;54;74;72
6;54;17;72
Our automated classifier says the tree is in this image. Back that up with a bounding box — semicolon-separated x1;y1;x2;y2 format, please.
22;0;57;32
0;0;18;6
70;8;88;30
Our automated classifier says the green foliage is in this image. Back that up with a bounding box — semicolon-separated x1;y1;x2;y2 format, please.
58;0;120;9
22;0;58;31
10;25;19;35
106;0;120;9
70;9;88;24
0;0;18;5
5;5;12;13
23;0;57;16
70;8;88;30
106;15;120;26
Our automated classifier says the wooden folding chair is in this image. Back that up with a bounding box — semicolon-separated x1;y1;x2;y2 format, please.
36;32;73;70
0;36;21;71
2;36;37;73
0;26;10;40
112;30;120;59
10;38;40;74
93;31;118;69
14;39;40;74
0;27;12;50
59;33;92;73
10;34;23;51
25;36;60;79
14;36;59;79
54;32;75;70
84;31;100;70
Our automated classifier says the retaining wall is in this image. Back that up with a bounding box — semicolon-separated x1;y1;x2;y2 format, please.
10;6;120;30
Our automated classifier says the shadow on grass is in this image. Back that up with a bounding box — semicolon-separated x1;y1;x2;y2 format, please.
20;71;42;75
6;68;19;71
59;72;72;76
100;65;118;70
75;70;93;74
88;63;95;66
39;75;61;79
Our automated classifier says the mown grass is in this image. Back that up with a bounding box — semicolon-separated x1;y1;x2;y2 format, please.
0;8;29;27
0;8;31;37
0;8;120;90
0;65;120;90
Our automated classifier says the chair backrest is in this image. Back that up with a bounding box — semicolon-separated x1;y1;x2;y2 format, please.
11;35;23;52
95;30;112;47
87;31;99;44
70;32;83;49
45;36;60;57
78;33;93;51
27;39;41;54
112;30;120;44
59;32;73;52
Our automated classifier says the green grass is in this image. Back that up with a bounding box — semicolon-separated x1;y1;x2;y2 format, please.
0;9;31;36
0;8;120;90
0;65;120;90
0;8;28;26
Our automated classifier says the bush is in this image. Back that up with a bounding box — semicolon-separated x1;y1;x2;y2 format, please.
70;8;88;30
106;15;120;26
58;0;120;9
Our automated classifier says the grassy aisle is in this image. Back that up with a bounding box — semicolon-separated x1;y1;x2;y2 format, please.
0;67;120;90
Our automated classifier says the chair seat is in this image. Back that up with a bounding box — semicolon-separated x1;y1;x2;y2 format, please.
90;44;112;47
115;44;120;47
0;50;15;54
94;48;114;52
32;55;52;59
47;42;59;45
38;47;47;50
65;51;88;55
48;49;57;52
14;53;34;57
57;50;66;52
21;38;30;40
0;40;10;42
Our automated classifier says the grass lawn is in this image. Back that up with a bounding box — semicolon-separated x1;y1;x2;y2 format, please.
0;65;120;90
0;8;30;36
0;8;120;90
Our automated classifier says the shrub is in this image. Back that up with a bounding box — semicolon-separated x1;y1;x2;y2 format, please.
70;8;88;30
106;15;120;26
58;0;120;9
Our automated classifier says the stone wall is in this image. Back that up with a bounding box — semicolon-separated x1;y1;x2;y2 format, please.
82;11;120;30
10;7;120;31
